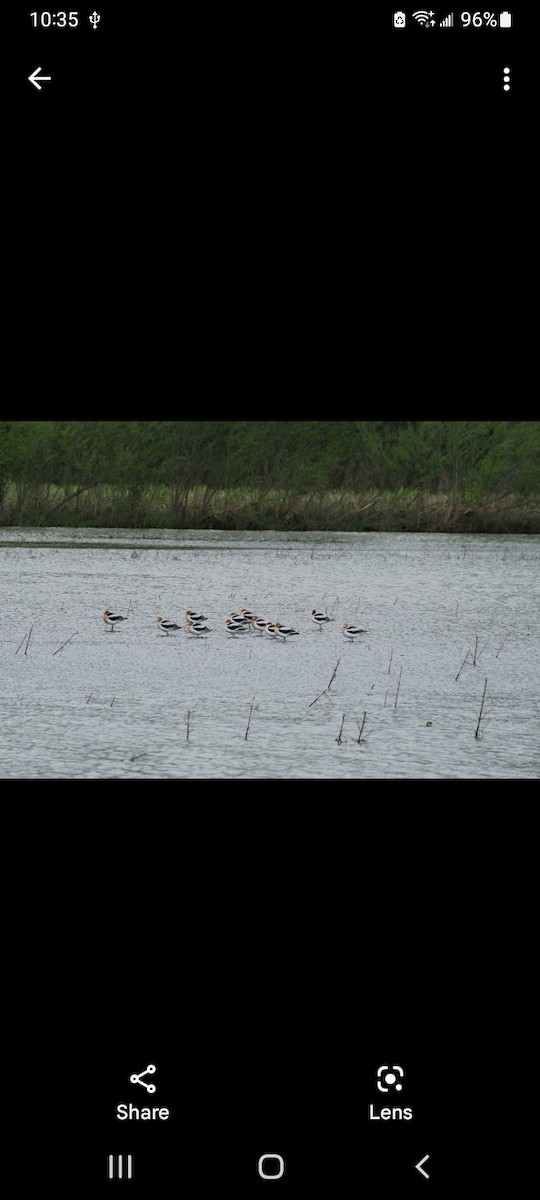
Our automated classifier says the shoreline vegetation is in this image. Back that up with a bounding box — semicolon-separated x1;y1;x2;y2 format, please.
1;421;539;533
0;484;538;534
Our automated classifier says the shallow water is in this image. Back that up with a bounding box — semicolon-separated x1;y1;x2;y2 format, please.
0;528;538;779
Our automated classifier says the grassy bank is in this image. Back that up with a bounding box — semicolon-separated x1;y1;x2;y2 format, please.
0;483;538;533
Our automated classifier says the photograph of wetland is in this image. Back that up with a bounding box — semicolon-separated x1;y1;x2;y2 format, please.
1;421;538;780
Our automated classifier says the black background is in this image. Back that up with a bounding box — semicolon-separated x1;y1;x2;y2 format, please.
45;993;460;1195
27;815;486;1198
87;1037;447;1194
16;2;524;404
19;6;521;148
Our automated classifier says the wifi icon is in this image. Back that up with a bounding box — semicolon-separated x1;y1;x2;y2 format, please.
412;10;433;24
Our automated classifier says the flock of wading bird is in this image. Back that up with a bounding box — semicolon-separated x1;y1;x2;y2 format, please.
102;609;368;642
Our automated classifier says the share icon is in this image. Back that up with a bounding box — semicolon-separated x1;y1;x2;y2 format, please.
129;1064;157;1093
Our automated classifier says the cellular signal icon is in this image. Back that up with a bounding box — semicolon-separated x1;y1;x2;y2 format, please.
412;10;435;25
439;12;454;26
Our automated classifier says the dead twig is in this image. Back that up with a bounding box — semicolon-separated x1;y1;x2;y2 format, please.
53;631;79;655
474;677;488;739
24;624;34;655
15;629;30;656
394;666;402;709
45;478;101;517
335;713;346;744
357;712;369;743
309;657;342;707
244;697;256;740
327;657;341;691
244;696;255;739
496;633;510;659
455;650;471;682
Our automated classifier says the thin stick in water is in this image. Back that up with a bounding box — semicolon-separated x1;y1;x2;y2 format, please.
24;624;34;656
394;666;402;709
472;633;479;666
388;648;393;674
474;677;488;739
186;710;191;742
455;651;471;682
327;657;341;691
244;697;255;740
496;633;510;659
53;631;79;655
15;629;30;656
110;696;116;708
335;713;346;744
357;712;367;743
309;658;341;707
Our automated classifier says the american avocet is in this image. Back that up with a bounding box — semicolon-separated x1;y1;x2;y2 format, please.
274;622;300;641
186;610;207;623
103;609;128;631
264;621;279;639
239;608;256;625
342;622;367;642
157;616;182;635
225;617;248;635
250;615;268;636
186;618;211;637
311;609;334;629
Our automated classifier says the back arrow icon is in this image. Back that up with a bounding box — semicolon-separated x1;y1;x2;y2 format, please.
29;67;52;91
415;1154;430;1179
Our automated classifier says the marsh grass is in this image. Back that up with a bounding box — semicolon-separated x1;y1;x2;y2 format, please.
1;482;538;533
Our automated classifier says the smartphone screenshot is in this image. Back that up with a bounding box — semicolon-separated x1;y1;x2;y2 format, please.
18;11;514;1190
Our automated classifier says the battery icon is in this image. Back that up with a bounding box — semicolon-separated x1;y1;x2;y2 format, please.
499;11;512;26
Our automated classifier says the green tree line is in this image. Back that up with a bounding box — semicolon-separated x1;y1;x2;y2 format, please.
0;421;538;531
